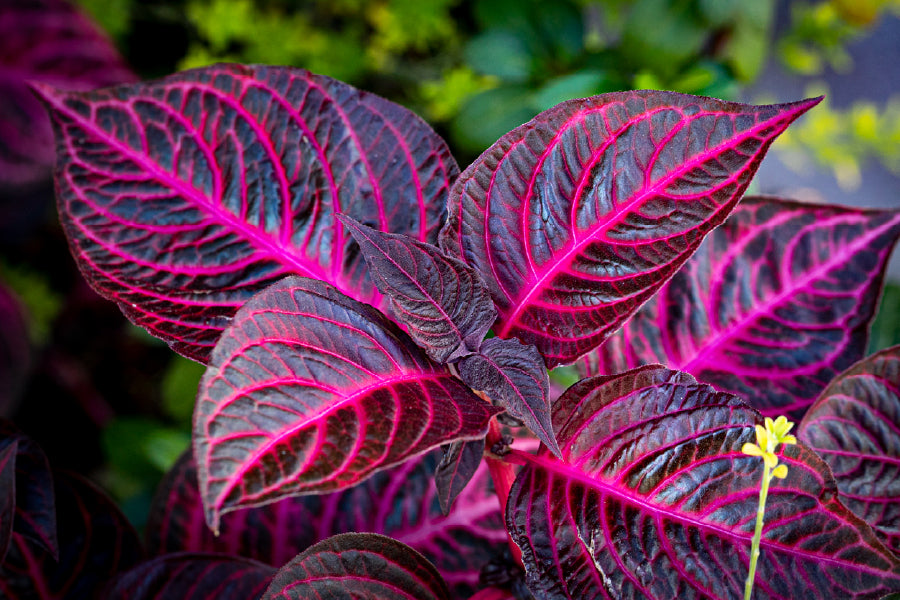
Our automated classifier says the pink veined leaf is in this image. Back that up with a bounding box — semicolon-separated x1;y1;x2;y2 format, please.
261;533;451;600
34;63;456;363
457;336;560;457
0;419;57;562
0;470;143;599
106;553;276;600
0;0;136;188
507;365;900;599
586;196;900;419
147;448;508;598
440;91;820;367
799;345;900;554
338;215;496;364
194;276;501;533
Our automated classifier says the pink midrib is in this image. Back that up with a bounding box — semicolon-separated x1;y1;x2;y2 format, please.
518;450;895;576
42;85;337;284
496;107;799;338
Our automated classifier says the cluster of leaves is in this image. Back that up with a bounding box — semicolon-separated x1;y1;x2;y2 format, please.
1;51;898;598
2;0;900;598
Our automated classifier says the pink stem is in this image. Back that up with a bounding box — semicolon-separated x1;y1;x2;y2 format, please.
485;418;524;569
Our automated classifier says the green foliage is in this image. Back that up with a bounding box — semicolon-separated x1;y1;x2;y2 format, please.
774;92;900;189
0;260;63;345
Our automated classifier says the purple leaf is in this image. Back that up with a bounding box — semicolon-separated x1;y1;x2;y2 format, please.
338;215;496;363
0;0;136;188
195;276;501;532
589;197;900;418
148;448;507;597
440;92;820;367
799;345;900;554
0;441;15;563
0;470;143;599
435;438;484;515
107;553;275;600
0;282;31;417
507;365;900;599
261;533;451;600
0;419;57;561
35;63;456;363
458;337;559;457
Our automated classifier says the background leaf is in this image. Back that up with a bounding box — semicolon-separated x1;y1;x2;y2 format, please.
107;553;275;600
148;444;508;598
0;470;143;599
441;91;819;367
508;366;900;599
799;345;900;553
37;63;456;362
0;0;136;188
587;196;900;418
195;276;500;532
261;533;450;600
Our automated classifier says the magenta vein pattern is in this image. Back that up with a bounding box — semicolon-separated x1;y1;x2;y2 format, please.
441;91;819;367
507;366;900;600
37;64;456;362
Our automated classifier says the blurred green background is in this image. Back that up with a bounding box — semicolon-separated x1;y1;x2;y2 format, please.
5;0;900;531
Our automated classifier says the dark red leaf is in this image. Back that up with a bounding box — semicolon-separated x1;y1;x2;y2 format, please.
458;337;559;457
0;419;57;561
588;197;900;418
435;438;484;515
35;63;456;362
195;276;500;532
338;215;496;363
261;533;451;600
799;345;900;554
107;553;275;600
508;366;900;599
148;448;508;598
0;470;143;599
440;92;820;367
0;0;136;188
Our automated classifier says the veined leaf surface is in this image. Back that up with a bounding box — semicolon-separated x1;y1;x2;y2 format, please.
338;215;496;364
440;91;819;367
261;533;450;600
507;366;900;599
148;449;507;597
36;63;456;362
589;197;900;418
194;277;500;532
799;345;900;553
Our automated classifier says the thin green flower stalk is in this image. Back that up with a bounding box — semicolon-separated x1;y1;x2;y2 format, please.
741;416;798;600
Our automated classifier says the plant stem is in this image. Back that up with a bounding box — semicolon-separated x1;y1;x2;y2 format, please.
745;463;772;600
485;417;524;569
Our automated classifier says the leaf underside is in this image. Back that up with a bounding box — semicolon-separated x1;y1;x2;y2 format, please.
588;196;900;418
36;63;456;362
508;366;900;599
435;438;485;515
261;533;451;600
441;91;820;367
147;448;507;597
799;345;900;554
194;276;500;532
